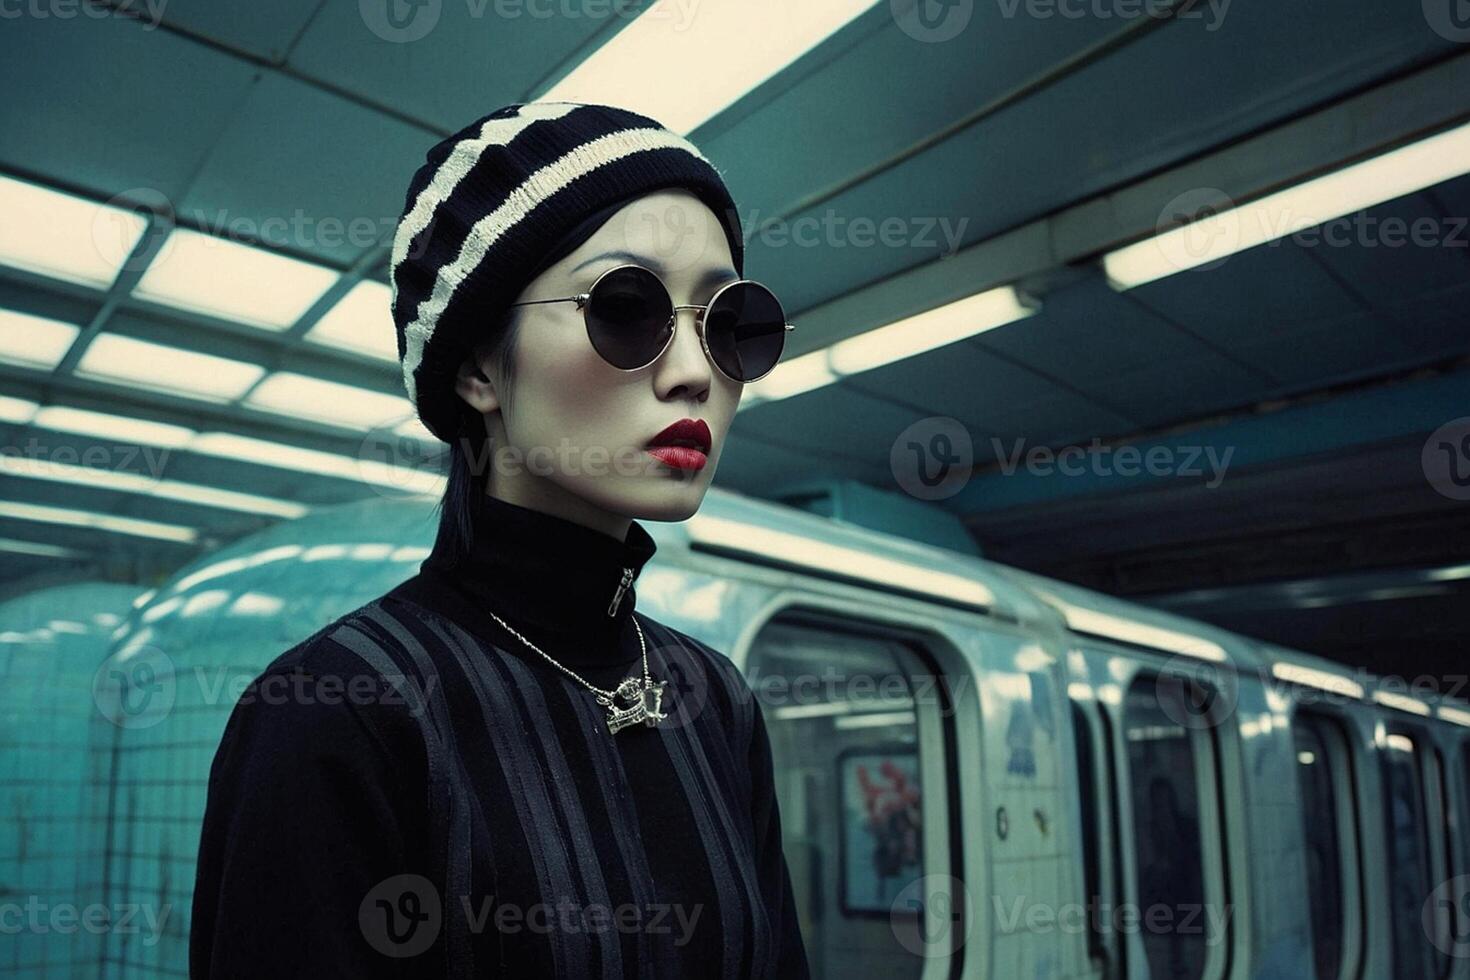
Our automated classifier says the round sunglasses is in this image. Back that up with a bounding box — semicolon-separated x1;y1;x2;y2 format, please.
507;264;794;383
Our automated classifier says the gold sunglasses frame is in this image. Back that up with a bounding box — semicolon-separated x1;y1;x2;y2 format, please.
507;263;795;384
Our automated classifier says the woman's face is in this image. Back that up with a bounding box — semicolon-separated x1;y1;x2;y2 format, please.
458;189;744;533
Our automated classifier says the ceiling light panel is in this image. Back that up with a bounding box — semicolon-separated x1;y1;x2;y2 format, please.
244;371;415;431
0;499;197;543
75;333;265;402
132;227;337;330
0;175;147;288
541;0;879;135
0;308;80;369
305;279;398;361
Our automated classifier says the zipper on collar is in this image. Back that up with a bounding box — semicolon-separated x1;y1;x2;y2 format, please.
607;566;634;616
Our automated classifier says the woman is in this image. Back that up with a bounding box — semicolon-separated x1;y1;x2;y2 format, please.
190;101;810;978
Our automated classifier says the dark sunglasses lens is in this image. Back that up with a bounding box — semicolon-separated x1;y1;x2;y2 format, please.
704;281;787;381
584;266;673;369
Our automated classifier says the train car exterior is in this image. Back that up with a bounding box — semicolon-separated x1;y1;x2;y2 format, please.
643;489;1470;980
56;486;1470;979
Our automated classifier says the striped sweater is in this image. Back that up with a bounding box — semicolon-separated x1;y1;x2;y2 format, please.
189;493;810;978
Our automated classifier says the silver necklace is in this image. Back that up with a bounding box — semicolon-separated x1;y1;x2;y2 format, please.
483;608;667;735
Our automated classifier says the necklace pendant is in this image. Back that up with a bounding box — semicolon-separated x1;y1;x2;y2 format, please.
641;679;668;727
604;676;667;735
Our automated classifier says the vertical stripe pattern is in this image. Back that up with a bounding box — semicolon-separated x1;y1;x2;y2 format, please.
310;592;784;977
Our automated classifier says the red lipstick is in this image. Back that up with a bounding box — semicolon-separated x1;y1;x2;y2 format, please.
645;418;711;472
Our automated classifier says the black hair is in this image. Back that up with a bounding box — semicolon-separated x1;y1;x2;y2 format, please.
431;307;521;565
428;196;645;565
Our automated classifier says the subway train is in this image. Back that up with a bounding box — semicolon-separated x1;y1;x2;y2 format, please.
3;485;1467;979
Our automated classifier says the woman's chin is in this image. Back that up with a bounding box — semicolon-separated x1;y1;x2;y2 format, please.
608;478;710;523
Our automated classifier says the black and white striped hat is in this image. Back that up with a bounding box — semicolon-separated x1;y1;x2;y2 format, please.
388;101;746;443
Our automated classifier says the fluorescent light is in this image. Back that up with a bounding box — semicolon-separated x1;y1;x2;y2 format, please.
1035;589;1229;662
76;333;265;402
1440;705;1470;728
24;400;443;493
0;309;81;369
305;280;398;361
245;372;415;431
0;499;197;543
737;285;1039;410
186;430;445;494
1271;661;1365;700
686;513;996;608
132;227;337;330
1385;733;1416;753
540;0;878;135
10;393;442;494
149;478;307;520
0;395;38;424
0;536;83;559
0;175;147;288
33;405;195;448
739;349;837;409
1373;689;1432;716
189;431;351;473
0;453;308;518
827;286;1036;375
774;702;852;721
834;711;916;730
1104;119;1470;289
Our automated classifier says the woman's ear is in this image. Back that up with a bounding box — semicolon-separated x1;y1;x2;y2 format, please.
454;354;501;415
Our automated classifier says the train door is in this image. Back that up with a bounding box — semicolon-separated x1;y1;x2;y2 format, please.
1110;668;1233;980
968;620;1080;979
741;606;968;980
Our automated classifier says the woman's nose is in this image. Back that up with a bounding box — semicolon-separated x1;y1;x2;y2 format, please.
655;307;714;391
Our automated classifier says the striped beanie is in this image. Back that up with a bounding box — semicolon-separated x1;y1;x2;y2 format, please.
388;101;746;443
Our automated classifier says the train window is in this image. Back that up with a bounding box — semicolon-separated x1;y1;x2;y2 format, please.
1293;714;1359;980
744;614;948;980
1123;673;1224;980
1383;731;1435;980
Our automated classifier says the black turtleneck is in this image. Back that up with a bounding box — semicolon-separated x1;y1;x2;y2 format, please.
189;491;811;979
410;492;658;690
